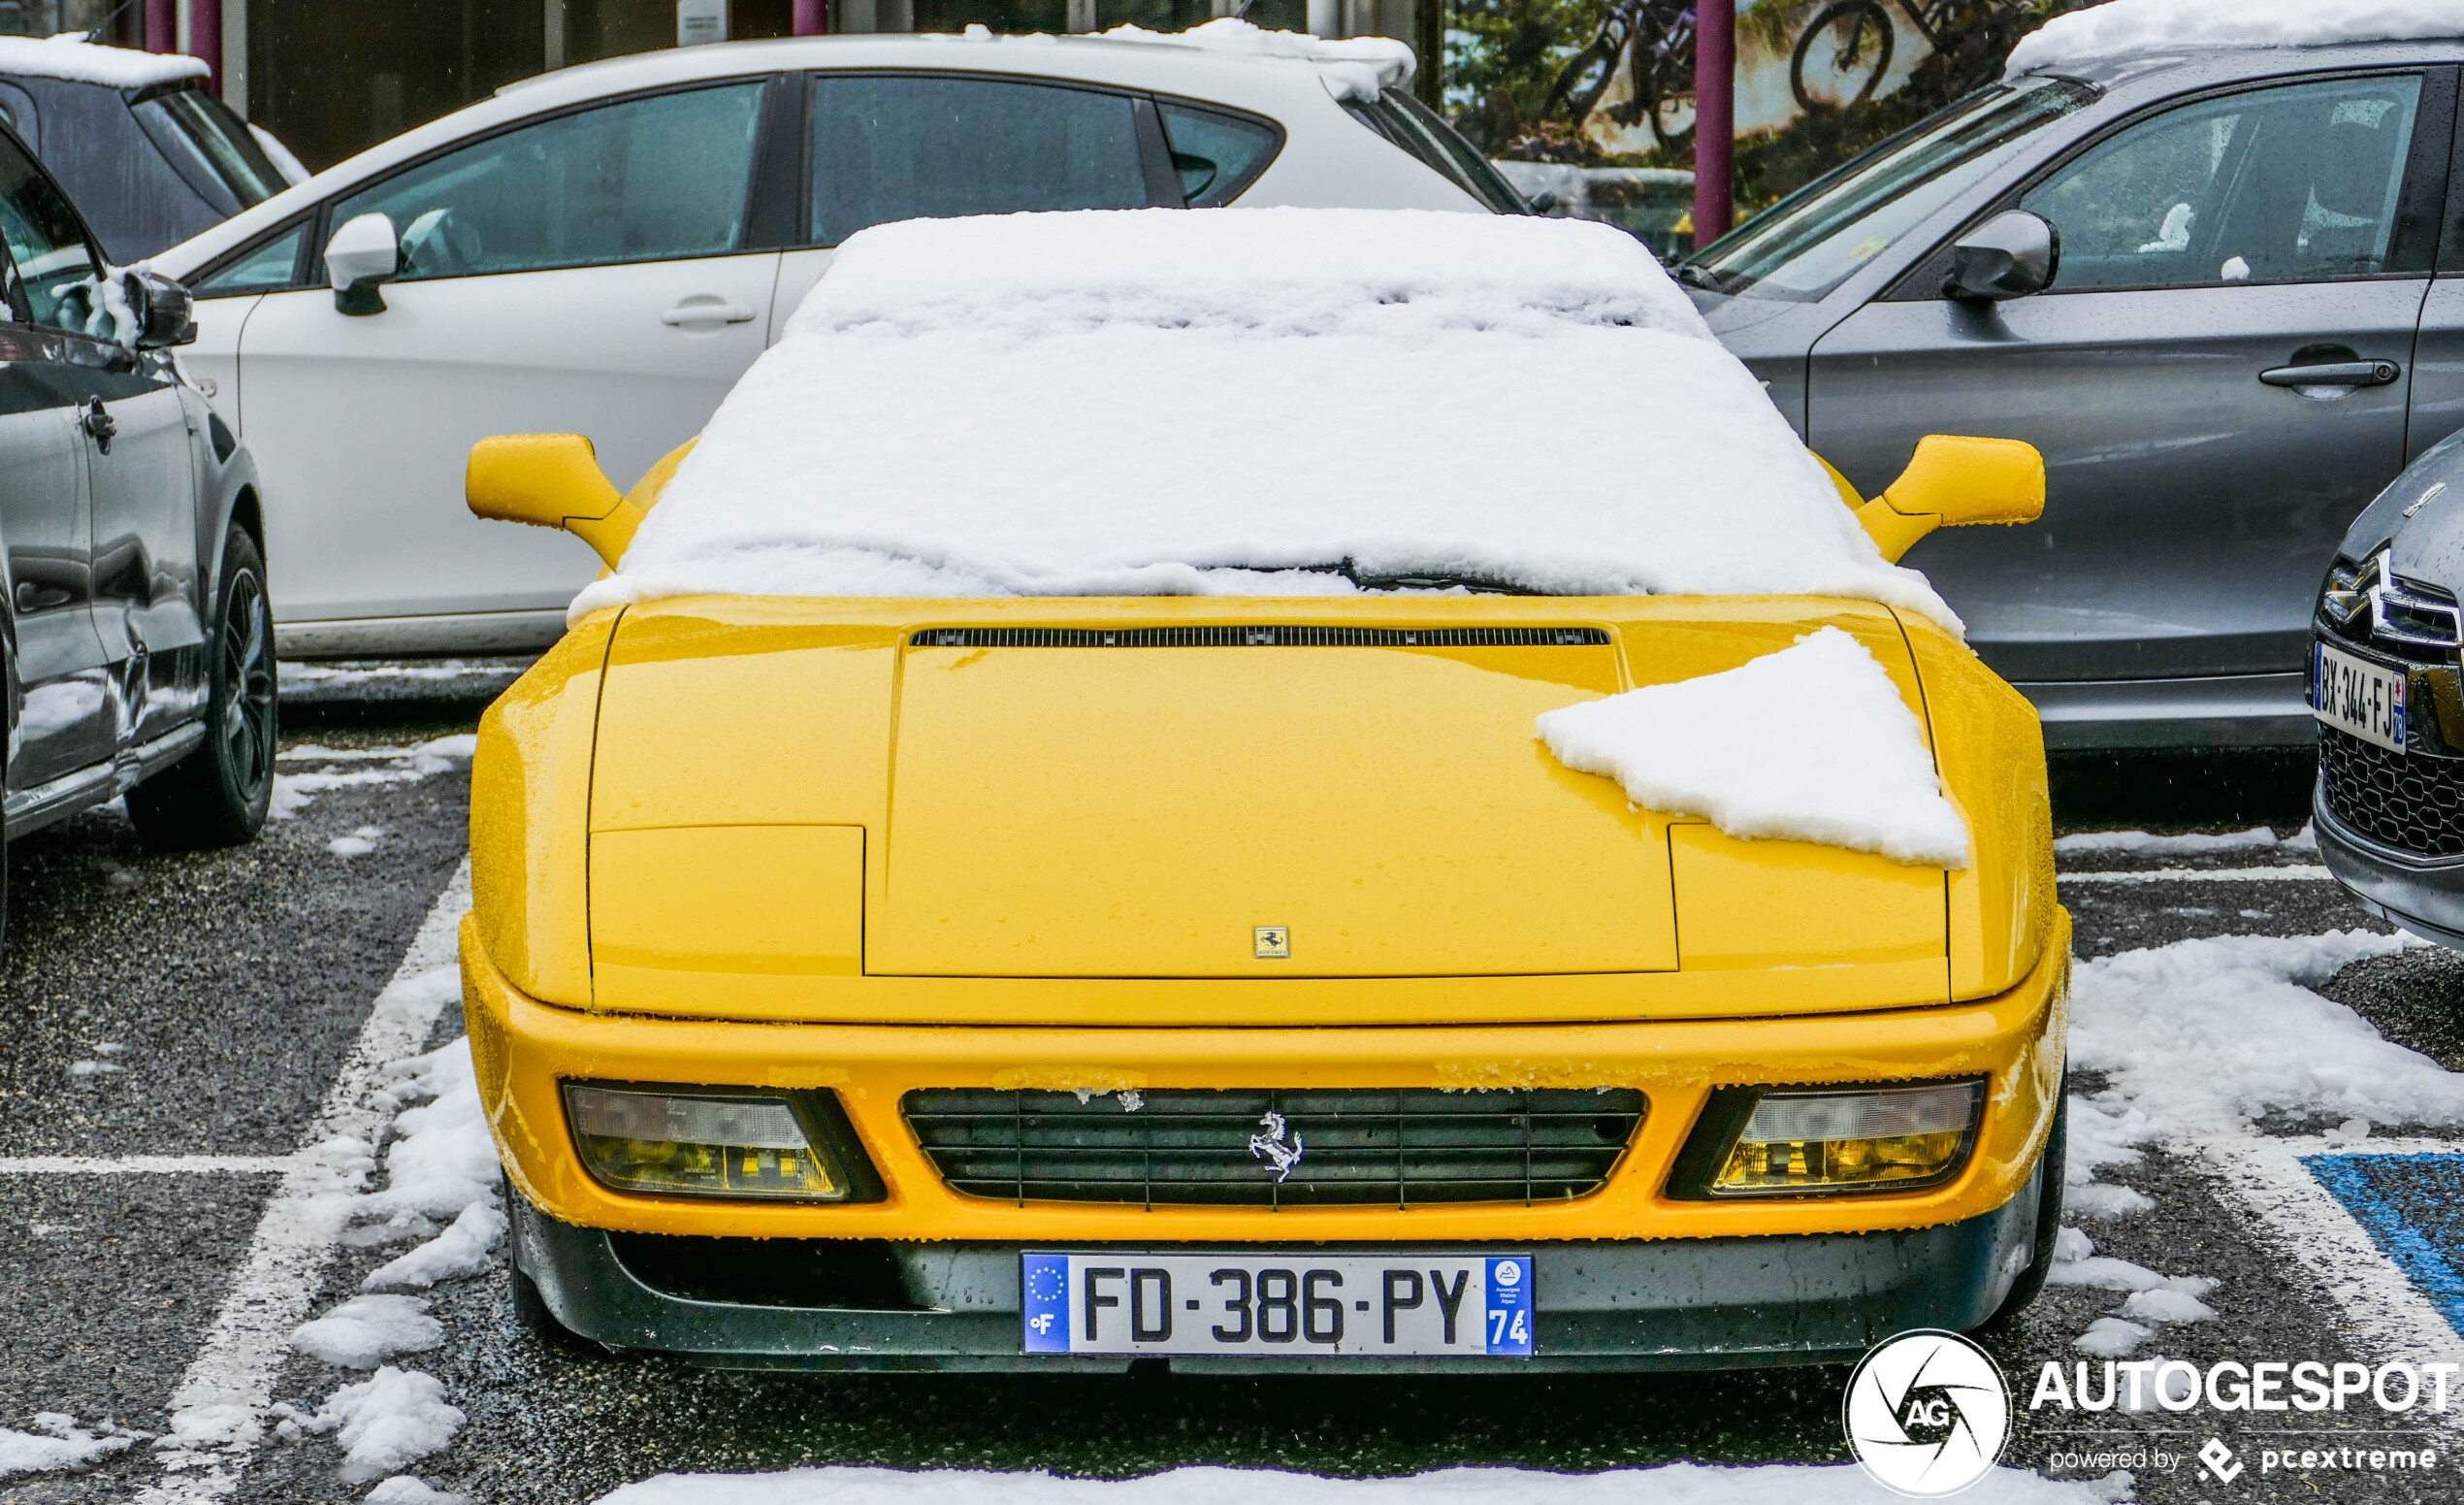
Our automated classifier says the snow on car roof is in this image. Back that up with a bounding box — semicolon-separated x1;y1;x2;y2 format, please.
577;208;1958;628
1095;16;1414;99
0;34;209;88
2007;0;2464;78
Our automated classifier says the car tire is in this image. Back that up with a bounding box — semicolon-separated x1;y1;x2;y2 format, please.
1981;1076;2069;1329
126;527;276;850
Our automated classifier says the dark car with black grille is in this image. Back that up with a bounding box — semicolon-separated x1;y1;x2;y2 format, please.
2313;427;2464;943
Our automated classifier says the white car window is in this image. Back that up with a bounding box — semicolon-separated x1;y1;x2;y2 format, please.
808;75;1148;247
2022;74;2424;291
329;81;764;282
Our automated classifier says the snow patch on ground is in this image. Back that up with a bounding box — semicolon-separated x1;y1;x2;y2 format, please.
2054;822;2313;857
2070;930;2450;1138
0;1414;138;1479
272;736;474;820
1536;627;1968;866
329;826;387;857
294;1366;465;1484
577;210;1955;632
290;1295;443;1369
280;661;514;684
2010;0;2464;77
595;1463;2131;1504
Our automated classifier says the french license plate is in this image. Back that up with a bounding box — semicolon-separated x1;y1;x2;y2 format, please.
1021;1252;1533;1358
2316;640;2407;753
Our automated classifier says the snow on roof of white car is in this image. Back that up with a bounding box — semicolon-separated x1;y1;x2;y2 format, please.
1096;16;1414;97
577;208;1957;628
0;34;209;88
2006;0;2464;78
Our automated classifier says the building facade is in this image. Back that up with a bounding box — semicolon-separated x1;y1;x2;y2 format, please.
128;0;1430;174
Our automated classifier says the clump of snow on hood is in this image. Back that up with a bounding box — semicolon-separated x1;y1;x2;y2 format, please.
580;209;1957;632
1535;627;1970;867
2007;0;2464;79
0;34;208;87
1097;16;1414;99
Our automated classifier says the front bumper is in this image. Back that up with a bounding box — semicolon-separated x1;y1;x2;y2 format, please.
465;912;2068;1364
510;1166;2045;1372
2019;672;2314;751
2315;784;2464;948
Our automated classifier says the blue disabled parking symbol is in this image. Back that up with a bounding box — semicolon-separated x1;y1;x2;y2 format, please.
1022;1253;1071;1353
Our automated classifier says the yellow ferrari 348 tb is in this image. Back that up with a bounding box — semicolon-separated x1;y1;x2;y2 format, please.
458;208;2067;1371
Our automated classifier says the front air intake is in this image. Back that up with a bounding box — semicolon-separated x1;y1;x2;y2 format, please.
902;1087;1647;1207
908;626;1610;648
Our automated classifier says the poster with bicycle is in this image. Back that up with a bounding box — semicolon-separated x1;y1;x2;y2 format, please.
1450;0;2090;226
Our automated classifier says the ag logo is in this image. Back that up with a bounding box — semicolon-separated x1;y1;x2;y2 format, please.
1842;1329;2010;1496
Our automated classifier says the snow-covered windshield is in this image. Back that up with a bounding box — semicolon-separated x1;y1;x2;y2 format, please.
576;208;1958;630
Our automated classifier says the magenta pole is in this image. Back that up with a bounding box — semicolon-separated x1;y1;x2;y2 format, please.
193;0;221;87
1692;0;1735;250
144;0;175;51
793;0;828;33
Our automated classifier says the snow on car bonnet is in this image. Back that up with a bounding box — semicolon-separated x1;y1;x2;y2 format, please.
0;34;209;87
580;208;1957;627
2007;0;2464;78
1537;628;1969;868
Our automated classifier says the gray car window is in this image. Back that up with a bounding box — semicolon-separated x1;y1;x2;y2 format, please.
0;134;99;334
196;221;310;296
808;75;1148;247
2023;75;2423;291
1684;78;2094;302
330;82;763;282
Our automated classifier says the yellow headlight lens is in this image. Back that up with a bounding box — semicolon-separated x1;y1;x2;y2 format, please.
566;1084;849;1201
1710;1080;1981;1195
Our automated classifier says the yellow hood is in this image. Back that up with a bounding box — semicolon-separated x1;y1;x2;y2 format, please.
469;595;2050;1027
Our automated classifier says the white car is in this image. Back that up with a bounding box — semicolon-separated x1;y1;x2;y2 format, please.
147;25;1524;657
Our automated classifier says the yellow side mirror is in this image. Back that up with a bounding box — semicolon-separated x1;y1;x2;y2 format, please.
1831;435;2046;564
466;434;645;570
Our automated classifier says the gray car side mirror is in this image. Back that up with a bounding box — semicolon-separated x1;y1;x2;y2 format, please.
126;269;195;349
1944;210;2059;301
326;212;401;316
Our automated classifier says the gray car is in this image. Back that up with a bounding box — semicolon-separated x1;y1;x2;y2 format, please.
1683;38;2464;751
2312;428;2464;946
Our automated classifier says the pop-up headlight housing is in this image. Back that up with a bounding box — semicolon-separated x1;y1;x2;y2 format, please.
1672;1079;1984;1198
564;1082;878;1202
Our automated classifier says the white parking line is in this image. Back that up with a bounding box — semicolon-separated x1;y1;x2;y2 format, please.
2204;1133;2464;1439
2059;865;2337;885
0;1156;298;1174
135;860;471;1504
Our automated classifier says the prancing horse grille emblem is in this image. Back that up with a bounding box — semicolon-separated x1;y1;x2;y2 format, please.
1254;926;1290;959
1249;1110;1305;1181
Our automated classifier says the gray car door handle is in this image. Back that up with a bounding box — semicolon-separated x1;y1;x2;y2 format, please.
2259;359;2400;387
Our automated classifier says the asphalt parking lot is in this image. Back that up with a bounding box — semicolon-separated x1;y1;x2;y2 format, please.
4;674;2463;1503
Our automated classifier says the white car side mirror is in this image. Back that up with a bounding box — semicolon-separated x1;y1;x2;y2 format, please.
326;212;401;317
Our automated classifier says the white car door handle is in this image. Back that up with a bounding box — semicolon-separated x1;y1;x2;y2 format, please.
662;301;758;326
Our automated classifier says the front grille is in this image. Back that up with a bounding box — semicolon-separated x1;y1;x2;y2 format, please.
2320;725;2464;857
902;1087;1646;1207
908;626;1609;648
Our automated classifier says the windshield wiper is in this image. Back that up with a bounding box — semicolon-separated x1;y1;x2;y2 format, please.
1674;262;1724;292
1295;559;1544;596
